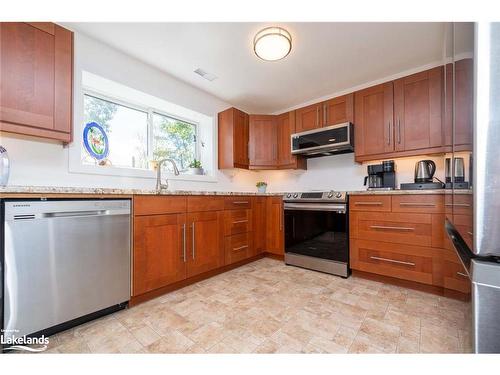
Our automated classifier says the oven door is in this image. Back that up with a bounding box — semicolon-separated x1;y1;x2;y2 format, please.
284;202;348;264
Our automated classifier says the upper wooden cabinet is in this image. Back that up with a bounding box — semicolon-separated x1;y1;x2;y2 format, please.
354;82;394;159
454;58;473;149
354;66;446;162
323;93;354;127
393;66;443;152
276;111;306;169
295;103;322;133
0;22;73;142
218;107;249;169
249;115;278;168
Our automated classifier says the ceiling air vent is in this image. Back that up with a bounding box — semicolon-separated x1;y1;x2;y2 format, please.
194;68;218;82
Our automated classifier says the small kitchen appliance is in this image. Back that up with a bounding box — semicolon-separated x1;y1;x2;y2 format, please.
401;159;444;190
363;160;396;190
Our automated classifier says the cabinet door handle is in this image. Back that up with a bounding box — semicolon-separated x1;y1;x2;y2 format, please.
445;203;471;207
233;245;248;252
370;256;415;266
354;201;383;206
233;201;249;205
316;106;320;127
370;225;415;231
397;118;401;144
182;223;187;262
457;271;469;278
399;202;436;207
387;121;391;145
323;104;327;126
191;222;195;260
233;219;248;224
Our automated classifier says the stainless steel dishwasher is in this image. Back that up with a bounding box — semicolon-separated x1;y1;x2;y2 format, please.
2;199;131;340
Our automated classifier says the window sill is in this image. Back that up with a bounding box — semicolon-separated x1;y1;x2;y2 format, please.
68;163;217;182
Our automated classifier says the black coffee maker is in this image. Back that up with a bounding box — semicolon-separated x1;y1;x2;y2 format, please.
364;160;396;190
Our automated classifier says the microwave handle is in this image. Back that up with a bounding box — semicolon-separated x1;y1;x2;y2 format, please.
364;176;368;186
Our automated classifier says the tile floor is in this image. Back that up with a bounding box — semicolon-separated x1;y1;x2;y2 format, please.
43;258;472;354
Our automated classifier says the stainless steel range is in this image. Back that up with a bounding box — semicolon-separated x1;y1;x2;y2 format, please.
283;191;349;277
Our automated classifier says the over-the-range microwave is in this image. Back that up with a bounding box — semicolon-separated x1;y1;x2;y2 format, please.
291;122;354;158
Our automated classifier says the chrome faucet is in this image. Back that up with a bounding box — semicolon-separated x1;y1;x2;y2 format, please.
155;158;180;192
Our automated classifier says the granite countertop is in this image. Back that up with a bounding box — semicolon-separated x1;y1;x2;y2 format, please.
348;189;472;195
0;185;281;196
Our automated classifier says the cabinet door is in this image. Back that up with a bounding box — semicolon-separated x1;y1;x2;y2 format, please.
249;115;277;168
295;103;322;133
233;109;250;167
354;83;394;158
454;58;473;148
253;197;267;255
266;197;284;255
133;214;186;296
0;22;72;141
393;66;443;152
277;111;305;169
187;211;224;278
323;93;354;127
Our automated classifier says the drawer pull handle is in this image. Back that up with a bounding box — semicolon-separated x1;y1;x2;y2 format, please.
232;201;249;205
233;245;248;252
457;271;469;278
399;203;436;207
233;220;248;224
370;225;415;231
370;256;415;266
355;202;383;206
467;231;473;236
445;203;471;207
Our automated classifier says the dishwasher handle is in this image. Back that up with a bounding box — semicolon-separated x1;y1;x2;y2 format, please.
41;210;110;218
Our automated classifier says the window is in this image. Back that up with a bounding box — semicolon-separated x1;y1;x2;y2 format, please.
82;93;198;173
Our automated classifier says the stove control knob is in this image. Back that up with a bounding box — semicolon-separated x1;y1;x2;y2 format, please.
327;191;334;198
293;193;299;198
286;193;292;198
335;192;343;198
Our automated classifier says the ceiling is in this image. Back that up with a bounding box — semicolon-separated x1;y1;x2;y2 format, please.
67;22;446;114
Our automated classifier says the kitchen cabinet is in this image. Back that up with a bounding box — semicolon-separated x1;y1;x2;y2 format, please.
454;58;473;149
266;196;284;256
186;211;224;277
253;197;267;256
249;115;278;168
354;82;394;159
393;66;443;152
218;107;249;169
0;22;73;142
223;196;255;265
349;194;470;296
133;213;187;296
323;93;354;127
276;111;306;170
295;103;322;133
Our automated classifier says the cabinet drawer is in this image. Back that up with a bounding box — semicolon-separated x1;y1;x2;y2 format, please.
225;232;253;265
392;195;444;214
225;197;252;210
224;209;252;236
445;194;472;216
350;211;435;247
349;195;391;212
350;239;435;285
441;250;471;293
134;196;187;216
187;196;225;212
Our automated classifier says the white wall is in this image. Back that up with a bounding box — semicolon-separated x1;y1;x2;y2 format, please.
0;30;445;193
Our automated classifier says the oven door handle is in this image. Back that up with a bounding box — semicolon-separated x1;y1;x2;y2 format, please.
284;202;346;212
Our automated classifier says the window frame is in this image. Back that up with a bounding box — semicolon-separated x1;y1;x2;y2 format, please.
81;88;200;173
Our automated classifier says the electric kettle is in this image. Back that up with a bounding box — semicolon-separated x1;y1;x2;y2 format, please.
415;160;436;183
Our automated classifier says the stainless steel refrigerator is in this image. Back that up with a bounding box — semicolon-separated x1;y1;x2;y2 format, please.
445;22;500;353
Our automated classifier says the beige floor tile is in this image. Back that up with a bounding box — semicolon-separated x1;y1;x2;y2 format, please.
358;318;400;353
145;330;195;353
185;322;230;350
308;336;349;353
129;324;161;347
420;324;460;353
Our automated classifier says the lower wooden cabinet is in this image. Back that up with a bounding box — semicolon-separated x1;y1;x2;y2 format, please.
132;195;275;298
349;194;470;296
186;211;224;278
266;197;284;255
133;213;187;296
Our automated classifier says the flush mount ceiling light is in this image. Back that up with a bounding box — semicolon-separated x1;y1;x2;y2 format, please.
253;27;292;61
